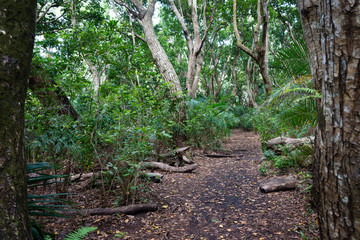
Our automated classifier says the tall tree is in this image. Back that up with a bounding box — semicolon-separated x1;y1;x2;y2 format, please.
0;0;37;239
297;0;360;238
168;0;217;98
233;0;273;93
114;0;183;94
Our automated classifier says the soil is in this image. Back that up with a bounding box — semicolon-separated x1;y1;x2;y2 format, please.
38;129;319;239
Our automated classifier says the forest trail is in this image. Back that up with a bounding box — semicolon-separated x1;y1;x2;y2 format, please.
47;129;318;239
110;129;318;239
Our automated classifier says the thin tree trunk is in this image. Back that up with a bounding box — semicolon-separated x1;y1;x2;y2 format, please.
189;50;205;98
233;0;273;93
231;49;240;96
297;0;360;238
0;1;37;239
246;57;258;108
169;0;217;97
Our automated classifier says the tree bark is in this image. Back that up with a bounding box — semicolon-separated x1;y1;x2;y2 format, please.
0;0;37;239
114;0;182;94
141;162;197;173
246;56;259;108
233;0;273;93
297;0;360;238
169;0;217;98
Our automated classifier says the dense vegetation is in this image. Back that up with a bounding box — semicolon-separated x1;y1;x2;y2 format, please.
25;0;318;238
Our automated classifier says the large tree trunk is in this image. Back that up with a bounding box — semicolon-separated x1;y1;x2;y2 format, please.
297;0;360;238
0;0;37;239
141;14;182;94
114;0;182;94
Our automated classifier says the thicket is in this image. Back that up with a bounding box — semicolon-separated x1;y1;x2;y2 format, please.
240;39;318;172
24;1;318;238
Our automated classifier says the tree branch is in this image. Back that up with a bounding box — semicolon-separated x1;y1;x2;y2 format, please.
36;3;58;23
114;0;141;19
233;0;257;60
168;0;194;52
198;0;218;55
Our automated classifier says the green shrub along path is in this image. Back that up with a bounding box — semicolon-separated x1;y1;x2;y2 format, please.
41;129;318;239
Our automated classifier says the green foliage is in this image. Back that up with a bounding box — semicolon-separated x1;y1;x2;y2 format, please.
27;162;74;217
27;162;75;240
184;99;240;149
64;227;98;240
272;39;310;78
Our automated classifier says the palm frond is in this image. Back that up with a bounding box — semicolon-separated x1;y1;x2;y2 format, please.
273;39;310;78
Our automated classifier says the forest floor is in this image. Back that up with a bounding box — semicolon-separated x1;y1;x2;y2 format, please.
40;129;319;239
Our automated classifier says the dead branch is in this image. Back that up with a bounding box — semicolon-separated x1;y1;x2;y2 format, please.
62;204;158;216
267;136;314;148
141;162;197;173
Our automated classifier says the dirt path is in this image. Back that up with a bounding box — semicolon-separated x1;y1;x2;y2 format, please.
109;129;318;239
46;129;318;239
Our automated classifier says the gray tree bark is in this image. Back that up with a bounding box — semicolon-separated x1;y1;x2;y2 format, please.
0;0;37;239
168;0;217;98
114;0;182;94
297;0;360;238
233;0;273;93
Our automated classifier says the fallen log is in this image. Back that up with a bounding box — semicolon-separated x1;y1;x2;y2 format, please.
182;155;194;164
260;177;298;193
159;146;191;158
70;172;97;181
62;203;158;216
204;154;243;158
267;136;314;148
141;162;197;173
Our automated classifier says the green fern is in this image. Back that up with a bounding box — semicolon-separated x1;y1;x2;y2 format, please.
64;227;98;240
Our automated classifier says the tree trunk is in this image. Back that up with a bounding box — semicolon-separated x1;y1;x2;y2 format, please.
168;0;217;97
0;1;37;239
246;57;258;108
141;17;182;94
135;0;182;94
114;0;182;94
233;0;273;93
297;0;360;238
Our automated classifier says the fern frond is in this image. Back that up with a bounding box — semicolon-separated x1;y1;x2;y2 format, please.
64;227;97;240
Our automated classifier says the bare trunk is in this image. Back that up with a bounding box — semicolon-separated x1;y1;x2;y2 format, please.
114;0;182;94
169;0;217;97
85;60;106;92
297;0;360;238
246;57;258;108
189;51;205;98
139;2;182;94
231;49;240;96
233;0;273;93
0;1;37;239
